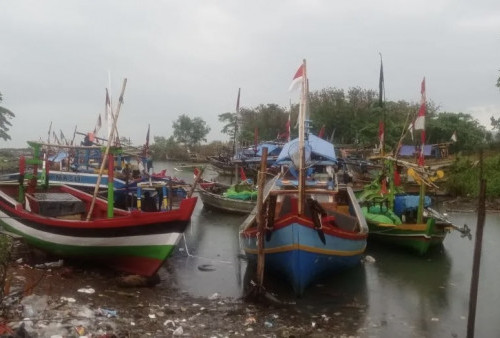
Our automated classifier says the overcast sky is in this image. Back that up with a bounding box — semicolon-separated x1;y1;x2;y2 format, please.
1;0;499;148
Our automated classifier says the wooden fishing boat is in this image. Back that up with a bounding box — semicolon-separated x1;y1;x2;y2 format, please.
198;180;257;214
0;157;197;277
357;75;469;255
239;60;369;296
357;157;468;255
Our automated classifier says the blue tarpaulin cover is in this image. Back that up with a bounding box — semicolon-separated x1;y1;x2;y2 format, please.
276;134;336;164
48;152;68;163
398;145;432;157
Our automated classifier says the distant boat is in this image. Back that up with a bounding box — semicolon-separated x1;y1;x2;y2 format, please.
0;154;198;276
198;180;257;214
239;60;368;296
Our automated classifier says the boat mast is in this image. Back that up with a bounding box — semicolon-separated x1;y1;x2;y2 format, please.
233;88;241;183
86;78;127;220
298;59;307;215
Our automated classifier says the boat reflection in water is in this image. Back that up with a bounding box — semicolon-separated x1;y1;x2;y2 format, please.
364;242;453;337
243;258;368;330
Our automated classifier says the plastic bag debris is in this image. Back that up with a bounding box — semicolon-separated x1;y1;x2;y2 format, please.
244;316;256;326
35;259;64;269
77;288;95;294
364;255;376;263
96;308;117;318
208;292;219;300
173;326;183;335
60;296;76;303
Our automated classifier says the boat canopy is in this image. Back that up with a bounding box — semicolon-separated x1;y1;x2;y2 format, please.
48;152;69;163
276;134;337;165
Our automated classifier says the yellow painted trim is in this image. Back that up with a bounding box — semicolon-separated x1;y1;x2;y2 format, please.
244;243;366;256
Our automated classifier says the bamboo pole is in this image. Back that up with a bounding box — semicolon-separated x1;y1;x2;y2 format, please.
256;147;268;289
187;167;204;198
86;78;127;221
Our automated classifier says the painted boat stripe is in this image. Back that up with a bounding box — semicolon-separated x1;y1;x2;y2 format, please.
0;210;181;246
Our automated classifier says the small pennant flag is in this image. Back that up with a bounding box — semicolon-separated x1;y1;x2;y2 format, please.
105;88;111;120
288;63;305;91
378;120;384;149
451;131;457;142
239;167;247;181
318;125;325;139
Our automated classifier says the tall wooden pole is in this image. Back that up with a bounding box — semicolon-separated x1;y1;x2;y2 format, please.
467;151;486;338
256;147;268;289
298;59;307;216
86;78;127;221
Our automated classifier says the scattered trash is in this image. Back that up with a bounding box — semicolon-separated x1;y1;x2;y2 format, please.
264;320;273;328
431;317;439;322
96;308;117;318
163;319;175;327
244;316;256;326
60;296;76;303
74;325;86;336
208;292;220;300
0;322;14;335
77;288;95;294
173;326;184;335
35;259;64;269
22;304;35;318
148;314;156;319
364;255;376;263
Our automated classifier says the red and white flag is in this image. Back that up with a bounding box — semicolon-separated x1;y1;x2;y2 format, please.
288;63;305;91
414;78;426;131
416;77;426;166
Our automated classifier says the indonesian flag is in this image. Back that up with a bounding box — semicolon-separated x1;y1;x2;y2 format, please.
288;63;305;91
416;77;426;166
414;78;426;131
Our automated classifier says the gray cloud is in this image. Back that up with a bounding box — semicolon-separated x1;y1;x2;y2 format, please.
1;0;499;148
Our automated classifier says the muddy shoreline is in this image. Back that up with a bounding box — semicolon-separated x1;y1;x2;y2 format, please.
1;241;364;337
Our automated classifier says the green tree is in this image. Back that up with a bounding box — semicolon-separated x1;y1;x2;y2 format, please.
218;112;237;140
0;92;15;141
172;114;211;149
491;72;500;130
150;135;186;160
238;104;289;146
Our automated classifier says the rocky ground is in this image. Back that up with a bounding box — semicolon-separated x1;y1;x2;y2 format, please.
0;240;364;338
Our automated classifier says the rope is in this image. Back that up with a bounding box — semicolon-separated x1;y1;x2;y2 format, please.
180;233;232;264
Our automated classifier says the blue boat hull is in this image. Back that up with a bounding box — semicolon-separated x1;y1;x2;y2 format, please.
241;219;366;295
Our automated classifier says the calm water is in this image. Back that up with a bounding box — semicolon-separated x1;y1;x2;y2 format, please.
157;161;500;337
